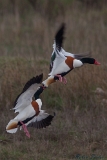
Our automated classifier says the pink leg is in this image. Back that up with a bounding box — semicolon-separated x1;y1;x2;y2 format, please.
62;77;67;84
55;75;62;82
56;75;67;84
20;121;30;138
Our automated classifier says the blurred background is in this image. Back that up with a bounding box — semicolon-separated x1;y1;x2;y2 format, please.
0;0;107;159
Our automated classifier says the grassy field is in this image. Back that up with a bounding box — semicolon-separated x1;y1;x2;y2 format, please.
0;1;107;159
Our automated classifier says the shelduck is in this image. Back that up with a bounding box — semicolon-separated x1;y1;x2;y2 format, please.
42;23;100;87
6;74;55;138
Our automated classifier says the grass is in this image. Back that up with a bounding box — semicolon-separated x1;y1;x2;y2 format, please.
0;1;107;159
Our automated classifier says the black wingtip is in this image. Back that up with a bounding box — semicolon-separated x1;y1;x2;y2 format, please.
55;23;66;51
27;113;55;129
13;73;43;108
22;73;43;92
35;73;43;84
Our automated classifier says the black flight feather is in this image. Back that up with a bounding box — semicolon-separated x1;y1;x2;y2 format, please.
55;23;65;52
28;114;55;129
22;73;43;93
13;73;43;108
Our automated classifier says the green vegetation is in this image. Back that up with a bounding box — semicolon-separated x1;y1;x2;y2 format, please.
0;0;107;159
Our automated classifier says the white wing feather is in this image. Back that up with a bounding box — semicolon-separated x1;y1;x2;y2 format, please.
14;104;35;122
61;48;75;58
13;83;40;113
49;43;67;76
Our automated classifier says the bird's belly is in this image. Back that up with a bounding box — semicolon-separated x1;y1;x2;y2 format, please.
51;62;70;75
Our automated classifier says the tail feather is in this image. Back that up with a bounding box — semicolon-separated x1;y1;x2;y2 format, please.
6;119;18;133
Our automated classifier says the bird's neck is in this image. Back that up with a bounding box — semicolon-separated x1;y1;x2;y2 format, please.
33;87;43;100
33;94;39;100
80;58;94;64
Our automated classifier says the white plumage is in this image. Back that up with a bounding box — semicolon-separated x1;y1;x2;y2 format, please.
6;74;55;137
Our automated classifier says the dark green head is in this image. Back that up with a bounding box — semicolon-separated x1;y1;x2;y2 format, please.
80;58;100;65
33;86;44;100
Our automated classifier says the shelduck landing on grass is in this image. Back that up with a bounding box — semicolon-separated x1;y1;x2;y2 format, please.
42;23;100;87
6;74;55;138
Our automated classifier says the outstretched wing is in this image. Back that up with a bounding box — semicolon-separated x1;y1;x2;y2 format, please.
62;48;91;60
55;23;65;52
50;23;66;74
13;74;43;113
27;112;55;129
